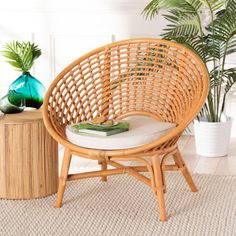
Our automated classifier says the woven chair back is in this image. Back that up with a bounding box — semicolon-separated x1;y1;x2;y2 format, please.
44;39;209;138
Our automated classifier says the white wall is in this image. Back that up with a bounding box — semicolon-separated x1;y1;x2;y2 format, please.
0;0;236;136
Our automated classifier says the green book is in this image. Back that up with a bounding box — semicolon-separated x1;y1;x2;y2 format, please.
68;122;130;137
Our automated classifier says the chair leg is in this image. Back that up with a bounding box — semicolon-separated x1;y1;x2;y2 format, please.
56;148;72;208
173;148;197;192
99;161;107;182
161;170;167;194
151;154;167;221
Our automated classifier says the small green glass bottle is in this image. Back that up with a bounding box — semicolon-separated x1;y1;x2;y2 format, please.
0;91;25;114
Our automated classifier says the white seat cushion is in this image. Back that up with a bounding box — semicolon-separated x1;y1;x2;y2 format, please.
66;116;176;150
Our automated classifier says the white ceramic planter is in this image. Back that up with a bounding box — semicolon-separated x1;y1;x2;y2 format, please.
194;117;232;157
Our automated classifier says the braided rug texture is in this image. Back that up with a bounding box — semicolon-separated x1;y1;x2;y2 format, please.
0;173;236;236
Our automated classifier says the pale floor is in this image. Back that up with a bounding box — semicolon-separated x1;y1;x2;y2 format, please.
59;136;236;175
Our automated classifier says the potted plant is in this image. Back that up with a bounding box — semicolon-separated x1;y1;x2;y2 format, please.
142;0;236;157
0;41;45;112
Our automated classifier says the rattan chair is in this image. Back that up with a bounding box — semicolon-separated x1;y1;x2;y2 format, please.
43;38;209;221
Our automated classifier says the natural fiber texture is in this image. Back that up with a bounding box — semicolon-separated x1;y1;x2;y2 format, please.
43;38;209;221
0;173;235;236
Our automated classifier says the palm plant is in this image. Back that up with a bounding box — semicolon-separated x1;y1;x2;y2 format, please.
142;0;236;122
1;41;41;72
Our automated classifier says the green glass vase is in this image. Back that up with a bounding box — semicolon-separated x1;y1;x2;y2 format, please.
8;72;45;109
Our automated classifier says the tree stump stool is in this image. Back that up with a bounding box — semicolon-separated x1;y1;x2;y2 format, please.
0;110;58;199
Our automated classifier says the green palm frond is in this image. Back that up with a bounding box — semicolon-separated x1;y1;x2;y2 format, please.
204;0;225;11
225;36;236;55
208;10;236;42
142;0;204;19
162;10;201;38
142;0;180;19
209;67;224;87
163;34;218;63
1;41;41;72
187;37;210;62
226;0;236;11
220;68;236;114
223;69;236;94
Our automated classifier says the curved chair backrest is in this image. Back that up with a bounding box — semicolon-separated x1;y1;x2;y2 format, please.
43;38;209;141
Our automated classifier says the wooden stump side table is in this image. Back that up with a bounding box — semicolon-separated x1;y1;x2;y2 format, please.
0;110;58;199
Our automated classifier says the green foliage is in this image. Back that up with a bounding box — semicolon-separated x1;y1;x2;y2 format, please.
142;0;236;122
226;0;236;11
1;41;41;72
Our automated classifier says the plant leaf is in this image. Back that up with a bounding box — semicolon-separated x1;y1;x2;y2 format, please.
142;0;204;19
226;0;236;11
0;41;41;72
221;69;236;113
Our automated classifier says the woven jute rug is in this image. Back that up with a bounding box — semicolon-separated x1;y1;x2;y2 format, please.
0;173;236;236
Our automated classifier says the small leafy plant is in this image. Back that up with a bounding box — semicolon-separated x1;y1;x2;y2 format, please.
143;0;236;122
1;41;41;72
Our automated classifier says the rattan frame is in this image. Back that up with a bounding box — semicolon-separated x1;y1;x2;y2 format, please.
43;38;209;221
